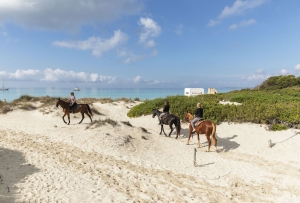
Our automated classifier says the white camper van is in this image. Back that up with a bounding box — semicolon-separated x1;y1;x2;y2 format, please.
184;88;204;96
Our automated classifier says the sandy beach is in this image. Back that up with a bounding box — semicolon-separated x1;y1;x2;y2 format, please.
1;100;300;203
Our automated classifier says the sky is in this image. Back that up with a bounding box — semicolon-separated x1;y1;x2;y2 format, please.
1;0;300;89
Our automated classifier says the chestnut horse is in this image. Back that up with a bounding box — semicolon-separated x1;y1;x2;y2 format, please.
152;109;181;139
55;98;93;125
185;111;217;152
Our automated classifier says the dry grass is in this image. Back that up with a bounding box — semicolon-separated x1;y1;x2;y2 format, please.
1;106;13;114
121;121;133;127
86;118;118;129
115;97;133;103
19;103;37;111
1;95;138;115
97;98;114;104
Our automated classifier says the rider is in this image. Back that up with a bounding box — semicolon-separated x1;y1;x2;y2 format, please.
69;92;77;113
158;101;170;125
191;103;203;132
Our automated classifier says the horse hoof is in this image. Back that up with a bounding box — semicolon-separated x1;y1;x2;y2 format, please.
186;143;189;145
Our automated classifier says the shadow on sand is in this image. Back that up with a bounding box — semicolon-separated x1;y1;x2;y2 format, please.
217;135;240;152
0;147;39;203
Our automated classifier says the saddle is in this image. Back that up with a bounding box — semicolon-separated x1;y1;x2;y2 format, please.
194;118;204;126
161;114;169;122
70;103;79;111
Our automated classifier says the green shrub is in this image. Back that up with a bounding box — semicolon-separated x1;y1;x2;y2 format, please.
269;124;289;131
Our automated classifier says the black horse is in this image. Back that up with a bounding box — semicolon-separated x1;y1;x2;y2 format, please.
152;109;181;139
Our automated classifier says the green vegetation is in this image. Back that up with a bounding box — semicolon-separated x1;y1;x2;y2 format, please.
128;75;300;131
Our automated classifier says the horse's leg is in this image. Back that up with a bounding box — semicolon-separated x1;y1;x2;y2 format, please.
62;113;67;124
212;123;218;152
197;133;201;148
175;118;181;139
186;124;192;145
78;112;84;124
168;121;174;137
162;125;168;136
206;133;212;152
67;113;70;125
85;111;92;122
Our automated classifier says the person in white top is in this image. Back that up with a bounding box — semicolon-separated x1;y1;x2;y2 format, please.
69;92;77;113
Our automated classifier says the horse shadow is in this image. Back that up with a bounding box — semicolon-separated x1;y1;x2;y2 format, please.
0;147;39;203
179;127;191;139
217;135;240;152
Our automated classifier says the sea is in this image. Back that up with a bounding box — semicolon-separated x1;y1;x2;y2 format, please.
0;87;242;102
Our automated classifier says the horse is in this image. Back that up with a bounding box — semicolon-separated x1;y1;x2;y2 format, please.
185;111;217;152
152;109;181;139
55;98;93;125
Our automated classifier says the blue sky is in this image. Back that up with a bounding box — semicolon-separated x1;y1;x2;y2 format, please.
1;0;300;89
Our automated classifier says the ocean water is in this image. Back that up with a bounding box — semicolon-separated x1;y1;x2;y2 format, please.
0;87;241;102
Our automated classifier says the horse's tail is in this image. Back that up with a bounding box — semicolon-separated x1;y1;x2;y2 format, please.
86;104;93;117
176;116;181;138
211;122;217;147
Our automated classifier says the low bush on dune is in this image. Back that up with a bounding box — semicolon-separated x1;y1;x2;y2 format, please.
115;97;133;103
97;98;114;104
128;75;300;131
121;121;133;127
86;118;118;129
19;103;37;110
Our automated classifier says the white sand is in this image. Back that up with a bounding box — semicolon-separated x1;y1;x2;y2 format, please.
0;101;300;203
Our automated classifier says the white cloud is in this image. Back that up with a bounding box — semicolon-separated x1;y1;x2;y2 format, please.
174;24;183;35
256;69;264;73
0;68;116;84
1;31;8;36
118;48;157;64
11;69;41;80
280;69;288;75
90;73;98;82
219;0;268;19
53;30;127;57
207;19;220;27
294;64;300;70
208;0;267;27
0;0;143;31
229;24;238;30
124;54;145;64
138;17;161;47
133;76;142;83
247;74;266;81
229;19;256;30
99;75;116;83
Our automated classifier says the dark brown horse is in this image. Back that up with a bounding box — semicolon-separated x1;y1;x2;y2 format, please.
185;111;217;152
56;98;93;125
152;109;181;139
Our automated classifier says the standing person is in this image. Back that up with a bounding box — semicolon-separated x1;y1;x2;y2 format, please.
158;101;170;125
191;103;203;132
69;92;77;113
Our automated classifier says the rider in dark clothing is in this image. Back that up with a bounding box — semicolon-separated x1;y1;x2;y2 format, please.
163;104;170;113
191;103;203;132
194;107;203;118
159;101;170;125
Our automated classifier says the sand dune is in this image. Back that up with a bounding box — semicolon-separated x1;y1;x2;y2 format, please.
0;101;300;202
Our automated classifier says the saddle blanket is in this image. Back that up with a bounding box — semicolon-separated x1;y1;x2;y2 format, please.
194;119;204;126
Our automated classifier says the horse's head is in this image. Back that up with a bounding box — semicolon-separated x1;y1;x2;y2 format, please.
56;98;61;107
185;110;193;121
152;109;158;118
